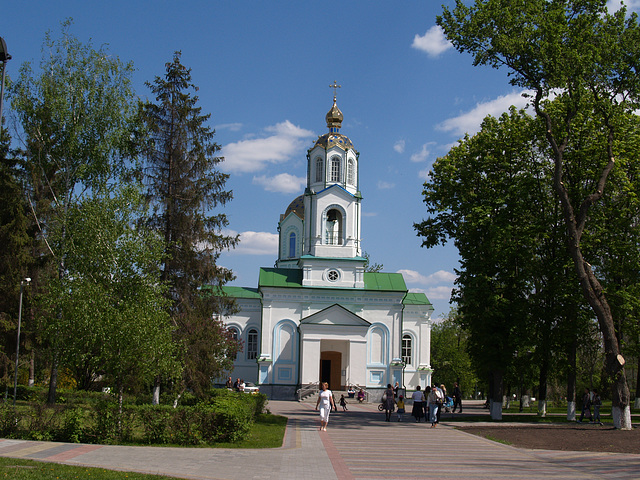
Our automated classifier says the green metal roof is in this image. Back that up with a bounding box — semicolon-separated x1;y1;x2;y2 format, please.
221;286;261;299
363;272;407;291
403;292;433;306
259;268;303;288
258;268;408;292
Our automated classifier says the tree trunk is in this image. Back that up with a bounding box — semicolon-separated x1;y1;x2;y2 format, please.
567;338;577;421
28;350;35;387
538;357;548;417
540;101;631;429
635;355;640;409
490;370;503;420
47;354;58;405
152;376;161;405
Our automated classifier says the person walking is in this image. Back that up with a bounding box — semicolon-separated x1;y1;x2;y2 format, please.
592;389;602;425
339;394;348;411
382;384;396;421
452;382;463;413
427;385;440;428
396;395;406;421
315;382;336;431
578;387;592;423
411;385;425;422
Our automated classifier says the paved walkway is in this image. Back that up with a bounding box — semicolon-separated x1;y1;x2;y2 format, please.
0;400;639;479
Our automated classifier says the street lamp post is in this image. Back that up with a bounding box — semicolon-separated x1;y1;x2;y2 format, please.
0;37;12;133
13;278;31;405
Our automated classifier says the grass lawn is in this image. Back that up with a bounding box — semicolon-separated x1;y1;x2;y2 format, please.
202;413;287;448
0;457;183;480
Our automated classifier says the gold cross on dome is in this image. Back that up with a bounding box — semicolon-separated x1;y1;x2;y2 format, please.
329;80;341;100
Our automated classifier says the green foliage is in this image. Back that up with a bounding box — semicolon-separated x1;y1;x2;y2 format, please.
139;404;172;444
140;52;240;397
9;20;143;403
0;403;19;437
431;2;640;417
200;396;253;443
430;310;478;397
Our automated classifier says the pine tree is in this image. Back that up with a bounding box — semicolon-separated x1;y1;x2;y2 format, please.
141;52;240;399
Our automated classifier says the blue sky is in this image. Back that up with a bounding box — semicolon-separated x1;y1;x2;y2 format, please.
3;1;637;320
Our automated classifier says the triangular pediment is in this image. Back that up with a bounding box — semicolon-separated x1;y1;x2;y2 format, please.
300;304;370;327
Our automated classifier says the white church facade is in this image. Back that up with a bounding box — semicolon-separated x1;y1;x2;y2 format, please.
222;94;434;400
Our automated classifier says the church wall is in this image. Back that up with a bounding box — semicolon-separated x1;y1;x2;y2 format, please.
225;298;262;384
401;306;433;390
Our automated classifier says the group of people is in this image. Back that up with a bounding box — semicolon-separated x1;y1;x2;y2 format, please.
408;382;463;427
225;376;245;392
316;381;463;431
578;387;603;424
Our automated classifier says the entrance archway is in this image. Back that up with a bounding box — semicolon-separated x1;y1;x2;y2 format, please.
319;351;342;391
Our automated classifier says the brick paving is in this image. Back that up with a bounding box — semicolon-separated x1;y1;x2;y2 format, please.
0;400;638;479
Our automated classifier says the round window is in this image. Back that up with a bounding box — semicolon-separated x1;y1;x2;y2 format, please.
327;270;339;282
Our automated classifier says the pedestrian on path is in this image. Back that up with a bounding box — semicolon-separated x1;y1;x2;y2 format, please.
578;387;592;423
382;384;396;421
427;385;440;427
397;395;406;421
315;382;336;431
411;385;425;422
592;389;603;425
452;382;463;413
339;394;348;411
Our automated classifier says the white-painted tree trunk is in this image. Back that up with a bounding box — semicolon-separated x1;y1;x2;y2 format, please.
612;405;632;430
538;399;546;417
490;400;502;420
152;385;160;405
566;401;576;421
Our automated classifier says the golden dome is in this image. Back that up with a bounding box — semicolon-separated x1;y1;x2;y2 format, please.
284;195;304;219
325;100;343;129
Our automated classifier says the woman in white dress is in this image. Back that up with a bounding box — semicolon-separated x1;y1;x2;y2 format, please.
315;382;336;431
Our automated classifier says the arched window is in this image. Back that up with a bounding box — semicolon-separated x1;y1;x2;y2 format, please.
347;159;355;185
229;328;239;359
247;329;258;360
402;334;412;365
288;232;296;258
325;209;343;245
330;157;341;182
315;158;323;183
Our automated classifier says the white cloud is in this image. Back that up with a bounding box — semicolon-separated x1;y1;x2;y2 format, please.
216;122;243;132
409;286;454;301
377;181;395;190
410;143;433;163
252;173;306;194
607;0;640;12
411;26;453;58
221;120;314;173
437;91;531;136
399;269;456;285
225;230;278;255
393;139;406;153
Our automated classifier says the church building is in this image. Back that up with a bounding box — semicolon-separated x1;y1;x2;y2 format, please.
223;92;434;400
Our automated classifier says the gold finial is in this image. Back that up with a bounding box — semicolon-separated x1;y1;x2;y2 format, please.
329;80;341;101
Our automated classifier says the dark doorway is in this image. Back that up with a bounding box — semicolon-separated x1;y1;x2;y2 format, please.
321;359;331;386
319;351;342;391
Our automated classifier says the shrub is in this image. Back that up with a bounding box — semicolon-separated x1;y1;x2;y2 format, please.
57;407;85;443
138;405;172;444
0;404;19;438
169;407;201;445
198;396;253;443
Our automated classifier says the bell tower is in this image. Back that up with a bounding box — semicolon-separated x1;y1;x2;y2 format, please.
295;83;365;287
